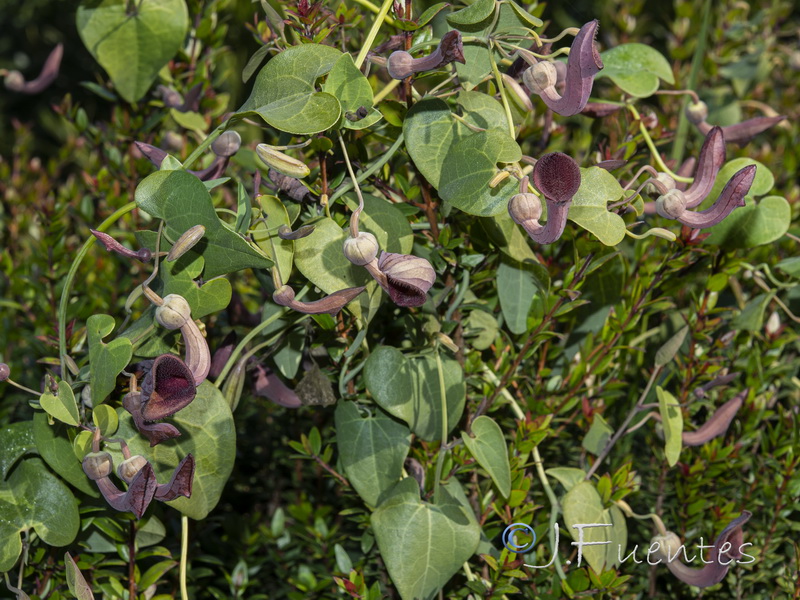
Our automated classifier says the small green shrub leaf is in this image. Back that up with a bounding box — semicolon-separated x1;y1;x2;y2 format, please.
88;314;133;405
654;326;688;368
656;386;683;467
599;44;675;97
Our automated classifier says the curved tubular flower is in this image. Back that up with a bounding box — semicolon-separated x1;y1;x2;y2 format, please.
525;20;603;116
4;43;63;94
653;511;752;588
386;30;465;80
84;458;158;519
90;229;152;262
150;294;211;386
683;126;726;208
273;284;366;315
682;389;746;446
363;251;436;307
695;115;786;145
508;152;581;244
133;141;229;181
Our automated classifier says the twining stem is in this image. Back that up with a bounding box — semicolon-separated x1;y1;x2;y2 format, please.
350;0;395;25
338;132;366;237
489;42;516;139
58;201;137;380
180;515;189;600
585;366;663;480
671;0;712;164
628;104;692;184
432;348;448;505
354;0;395;70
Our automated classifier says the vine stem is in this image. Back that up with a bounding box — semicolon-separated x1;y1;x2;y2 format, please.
628;105;692;184
180;515;189;600
338;132;366;237
432;348;448;505
354;0;394;70
584;365;662;480
58;201;137;380
350;0;395;25
489;42;516;139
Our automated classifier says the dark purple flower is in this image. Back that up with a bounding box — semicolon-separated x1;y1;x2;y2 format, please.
273;284;366;315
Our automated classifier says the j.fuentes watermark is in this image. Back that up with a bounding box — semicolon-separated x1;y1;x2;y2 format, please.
502;520;755;570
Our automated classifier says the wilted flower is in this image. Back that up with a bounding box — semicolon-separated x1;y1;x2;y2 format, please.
363;251;436;307
4;44;63;94
91;229;152;262
523;20;603;116
652;511;752;588
682;389;746;446
387;30;465;80
508;152;581;244
133;141;229;181
273;284;366;315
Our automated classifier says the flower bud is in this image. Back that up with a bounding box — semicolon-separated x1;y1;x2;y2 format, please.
211;130;242;157
523;62;558;95
686;101;709;124
508;193;543;225
155;294;192;330
0;363;9;381
343;232;380;266
81;385;93;408
166;225;206;262
256;144;310;178
117;455;149;483
656;189;687;219
82;451;113;480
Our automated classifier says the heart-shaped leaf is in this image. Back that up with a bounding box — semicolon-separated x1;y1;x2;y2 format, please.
371;478;480;600
135;170;272;278
322;53;382;130
76;0;189;103
562;481;627;573
32;413;98;497
40;381;81;426
598;44;675;98
237;44;342;135
0;458;80;571
568;167;627;245
461;416;511;498
335;401;411;507
0;421;37;480
88;314;133;405
363;346;466;441
111;381;235;520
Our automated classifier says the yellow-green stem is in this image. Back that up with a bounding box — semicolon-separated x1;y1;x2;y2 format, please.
355;0;395;69
180;515;189;600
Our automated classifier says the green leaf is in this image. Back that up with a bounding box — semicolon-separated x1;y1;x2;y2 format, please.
464;308;499;350
447;0;495;26
138;559;177;591
561;481;627;573
479;212;537;262
0;421;37;480
371;478;480;600
111;381;235;520
654;326;688;368
235;182;252;235
545;467;587;492
582;414;613;456
656;387;683;467
335;402;411;507
0;458;80;572
461;416;511;498
416;2;450;28
135;170;272;278
439;130;521;216
322;54;381;130
91;404;119;437
252;195;294;283
237;44;342;135
39;381;81;427
598;44;675;98
65;552;95;600
732;292;774;332
32;412;98;497
363;347;466;442
76;0;189;103
568;167;627;245
497;257;547;334
87;314;133;405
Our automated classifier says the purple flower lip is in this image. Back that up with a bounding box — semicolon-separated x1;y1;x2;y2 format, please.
525;20;603;116
509;153;581;245
363;251;436;307
4;43;63;94
154;454;195;501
